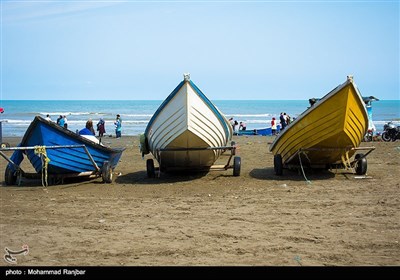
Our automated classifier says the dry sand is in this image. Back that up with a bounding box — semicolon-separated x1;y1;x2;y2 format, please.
0;135;399;266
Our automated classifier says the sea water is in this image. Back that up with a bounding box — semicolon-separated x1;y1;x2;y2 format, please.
0;100;398;138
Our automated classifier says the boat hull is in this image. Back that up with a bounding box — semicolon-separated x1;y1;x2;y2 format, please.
20;116;124;174
269;77;368;167
145;79;232;171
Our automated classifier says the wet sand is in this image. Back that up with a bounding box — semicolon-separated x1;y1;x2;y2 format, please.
0;135;399;266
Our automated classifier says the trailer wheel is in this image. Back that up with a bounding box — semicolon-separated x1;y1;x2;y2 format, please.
5;165;17;186
1;142;10;148
101;161;113;183
233;156;241;176
146;159;155;178
274;154;283;175
355;154;367;175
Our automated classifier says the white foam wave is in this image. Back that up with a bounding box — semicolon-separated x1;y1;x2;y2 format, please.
40;112;154;117
39;112;103;116
1;119;32;125
245;120;272;124
373;120;400;125
225;114;272;118
121;114;153;118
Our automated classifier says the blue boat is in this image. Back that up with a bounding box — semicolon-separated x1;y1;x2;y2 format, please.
236;125;281;136
3;116;125;185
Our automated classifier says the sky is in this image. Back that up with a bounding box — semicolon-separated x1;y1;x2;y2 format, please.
1;0;399;100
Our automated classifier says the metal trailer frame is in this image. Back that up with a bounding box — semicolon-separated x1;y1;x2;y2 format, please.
1;144;113;186
0;120;10;148
146;142;241;178
273;146;376;178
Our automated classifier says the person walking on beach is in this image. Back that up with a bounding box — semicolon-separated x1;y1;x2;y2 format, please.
229;118;235;131
279;112;286;131
58;115;65;128
79;119;95;136
233;120;239;135
285;113;291;125
63;115;68;129
97;118;106;138
271;117;277;135
114;114;122;138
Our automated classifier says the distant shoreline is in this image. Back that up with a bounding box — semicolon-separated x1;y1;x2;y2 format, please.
1;99;398;137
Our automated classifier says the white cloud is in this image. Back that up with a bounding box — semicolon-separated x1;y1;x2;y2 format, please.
2;1;120;23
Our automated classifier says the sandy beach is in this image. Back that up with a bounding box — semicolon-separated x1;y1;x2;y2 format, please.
0;135;399;266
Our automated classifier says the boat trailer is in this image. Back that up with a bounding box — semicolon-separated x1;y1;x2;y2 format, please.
274;146;376;178
1;144;114;187
145;142;241;178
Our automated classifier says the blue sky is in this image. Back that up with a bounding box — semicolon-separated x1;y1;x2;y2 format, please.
1;0;399;100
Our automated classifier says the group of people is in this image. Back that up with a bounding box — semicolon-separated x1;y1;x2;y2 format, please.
269;112;292;135
279;112;291;131
79;114;122;139
44;114;122;139
228;118;247;133
229;113;292;136
46;114;68;129
57;115;68;129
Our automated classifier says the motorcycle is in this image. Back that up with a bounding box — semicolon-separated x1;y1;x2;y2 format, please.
381;122;400;142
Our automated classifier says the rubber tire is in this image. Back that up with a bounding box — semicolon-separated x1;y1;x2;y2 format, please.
101;161;113;183
5;165;17;186
355;154;367;175
233;156;241;176
381;132;391;142
1;142;10;148
274;154;283;176
146;159;155;178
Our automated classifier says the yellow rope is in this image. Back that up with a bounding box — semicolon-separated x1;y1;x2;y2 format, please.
34;146;50;187
341;150;354;172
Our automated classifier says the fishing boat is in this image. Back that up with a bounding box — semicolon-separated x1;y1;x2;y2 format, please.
236;125;281;136
140;73;241;177
2;116;125;185
269;75;374;176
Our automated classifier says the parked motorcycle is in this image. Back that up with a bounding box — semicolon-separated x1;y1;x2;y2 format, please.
382;122;400;142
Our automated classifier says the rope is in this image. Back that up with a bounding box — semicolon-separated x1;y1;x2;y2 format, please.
34;146;50;187
298;152;311;184
158;151;161;178
341;151;355;173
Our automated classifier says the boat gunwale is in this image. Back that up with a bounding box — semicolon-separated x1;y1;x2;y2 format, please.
21;116;126;154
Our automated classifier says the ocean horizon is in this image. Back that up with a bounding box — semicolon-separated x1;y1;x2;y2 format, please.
0;99;398;138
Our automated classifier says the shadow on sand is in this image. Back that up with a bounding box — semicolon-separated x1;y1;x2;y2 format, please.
250;167;336;181
115;170;210;185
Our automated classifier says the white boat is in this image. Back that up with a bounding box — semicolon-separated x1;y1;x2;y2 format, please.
140;74;240;176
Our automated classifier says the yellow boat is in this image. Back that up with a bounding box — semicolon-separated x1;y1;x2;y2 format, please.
269;76;374;176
